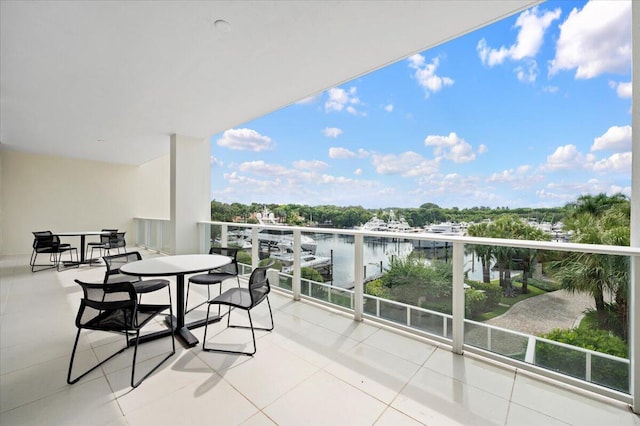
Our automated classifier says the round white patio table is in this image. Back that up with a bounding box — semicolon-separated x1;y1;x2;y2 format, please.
120;254;231;347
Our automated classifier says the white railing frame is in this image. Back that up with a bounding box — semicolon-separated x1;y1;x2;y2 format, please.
149;218;640;404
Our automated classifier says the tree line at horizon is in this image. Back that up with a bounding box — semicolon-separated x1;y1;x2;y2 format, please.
211;200;571;229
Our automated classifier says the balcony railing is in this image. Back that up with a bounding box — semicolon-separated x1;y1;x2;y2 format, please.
134;217;171;254
133;217;640;404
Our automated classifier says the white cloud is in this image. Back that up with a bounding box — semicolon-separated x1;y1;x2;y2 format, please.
487;165;543;189
477;144;488;155
370;151;439;177
591;125;631;152
543;144;594;171
320;174;358;185
542;85;559;93
549;0;631;79
592;152;632;173
424;132;478;163
609;81;632;98
324;87;363;115
541;179;631;202
328;147;356;159
515;59;539;83
407;54;454;97
238;160;290;176
354;168;363;176
216;128;273;151
477;6;560;73
384;104;394;112
357;148;371;158
535;189;573;201
323;127;343;138
292;159;328;171
210;156;223;167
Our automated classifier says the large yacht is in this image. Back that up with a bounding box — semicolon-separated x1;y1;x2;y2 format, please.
412;222;467;249
253;208;318;254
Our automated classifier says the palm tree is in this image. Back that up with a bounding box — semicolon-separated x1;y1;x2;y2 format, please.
467;222;493;283
551;202;630;338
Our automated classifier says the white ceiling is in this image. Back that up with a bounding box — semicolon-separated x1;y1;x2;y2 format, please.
1;1;540;165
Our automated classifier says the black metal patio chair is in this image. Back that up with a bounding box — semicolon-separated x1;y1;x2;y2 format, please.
202;261;274;356
30;231;78;272
185;247;240;315
67;279;175;388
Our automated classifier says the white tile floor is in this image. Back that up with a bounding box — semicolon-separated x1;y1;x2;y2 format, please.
1;250;639;426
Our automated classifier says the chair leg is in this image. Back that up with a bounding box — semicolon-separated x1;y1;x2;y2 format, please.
185;283;216;314
228;297;274;332
130;329;175;388
30;251;57;272
202;298;274;356
67;328;128;385
56;248;79;271
203;303;252;355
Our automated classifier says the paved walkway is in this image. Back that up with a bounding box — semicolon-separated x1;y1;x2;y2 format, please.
485;289;595;336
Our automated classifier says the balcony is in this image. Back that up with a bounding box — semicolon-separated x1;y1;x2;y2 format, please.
1;245;637;425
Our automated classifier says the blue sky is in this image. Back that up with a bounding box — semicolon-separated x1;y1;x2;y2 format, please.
210;0;632;209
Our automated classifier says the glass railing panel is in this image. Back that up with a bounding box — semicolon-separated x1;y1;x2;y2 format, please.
410;309;452;338
536;340;587;380
135;219;147;247
591;354;629;393
203;220;636;399
462;245;630;394
161;220;171;253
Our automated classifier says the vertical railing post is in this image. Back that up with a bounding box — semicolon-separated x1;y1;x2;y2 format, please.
353;233;364;321
293;230;301;301
525;336;536;364
586;353;592;382
629;0;639;413
451;241;464;354
251;227;259;270
157;220;163;252
198;222;209;253
220;223;228;247
145;220;151;249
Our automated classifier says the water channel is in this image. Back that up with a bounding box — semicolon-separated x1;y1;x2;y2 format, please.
311;233;498;288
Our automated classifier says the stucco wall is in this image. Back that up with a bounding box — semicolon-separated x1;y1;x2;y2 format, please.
0;149;169;255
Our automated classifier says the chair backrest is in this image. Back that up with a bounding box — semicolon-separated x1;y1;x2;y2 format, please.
74;279;138;330
209;246;239;275
111;232;126;248
103;251;142;283
32;231;58;249
248;261;273;307
99;230;118;245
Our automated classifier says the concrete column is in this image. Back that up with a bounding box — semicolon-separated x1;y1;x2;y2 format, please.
631;0;639;413
170;134;210;255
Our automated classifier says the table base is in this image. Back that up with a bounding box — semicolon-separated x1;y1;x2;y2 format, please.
131;314;221;348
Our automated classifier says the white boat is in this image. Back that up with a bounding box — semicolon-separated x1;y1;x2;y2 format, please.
358;210;412;233
386;210;411;232
216;230;253;249
358;216;388;232
266;244;331;274
412;222;466;249
252;207;318;254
